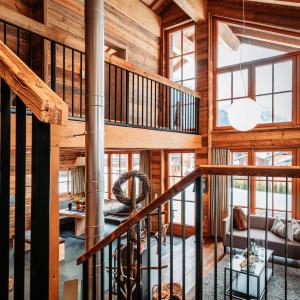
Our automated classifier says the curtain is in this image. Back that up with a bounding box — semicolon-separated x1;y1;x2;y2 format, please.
210;149;231;237
71;166;85;195
140;150;151;207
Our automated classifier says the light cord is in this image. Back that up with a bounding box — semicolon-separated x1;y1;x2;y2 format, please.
239;0;247;96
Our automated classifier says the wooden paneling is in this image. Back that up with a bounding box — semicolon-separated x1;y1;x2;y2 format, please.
161;2;191;29
46;0;161;74
173;0;207;22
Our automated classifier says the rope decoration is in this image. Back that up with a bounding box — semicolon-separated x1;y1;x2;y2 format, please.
112;170;151;206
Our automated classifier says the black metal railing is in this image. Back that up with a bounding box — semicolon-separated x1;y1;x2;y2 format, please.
0;79;52;299
77;166;299;300
0;19;200;134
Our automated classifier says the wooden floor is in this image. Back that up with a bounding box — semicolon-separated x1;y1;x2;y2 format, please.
161;236;224;299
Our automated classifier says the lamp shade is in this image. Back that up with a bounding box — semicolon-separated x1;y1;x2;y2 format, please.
228;98;261;131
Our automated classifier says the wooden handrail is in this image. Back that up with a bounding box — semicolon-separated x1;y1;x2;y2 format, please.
0;40;68;125
0;10;200;99
77;165;300;264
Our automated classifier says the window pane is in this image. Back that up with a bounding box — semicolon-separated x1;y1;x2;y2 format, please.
120;154;128;173
183;79;195;90
217;100;231;126
273;151;292;167
273;181;292;212
255;180;273;211
232;152;248;166
112;154;120;173
182;153;195;175
233;179;248;207
233;69;248;98
256;64;272;95
169;57;182;82
217;72;231;100
133;154;140;170
274;92;292;122
274;60;292;93
169;153;181;176
256;94;272;124
169;30;181;57
169;176;181;187
182;53;195;80
182;26;195;54
173;200;181;224
255;152;273;166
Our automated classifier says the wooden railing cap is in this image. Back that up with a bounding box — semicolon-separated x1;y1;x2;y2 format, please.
77;165;300;264
0;40;68;125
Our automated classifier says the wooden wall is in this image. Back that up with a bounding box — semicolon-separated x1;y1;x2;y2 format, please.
46;0;160;73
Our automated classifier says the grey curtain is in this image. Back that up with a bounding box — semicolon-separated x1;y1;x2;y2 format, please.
140;150;151;207
71;166;85;195
210;149;231;237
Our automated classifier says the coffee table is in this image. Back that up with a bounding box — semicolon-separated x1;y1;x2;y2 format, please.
59;208;85;236
224;248;274;299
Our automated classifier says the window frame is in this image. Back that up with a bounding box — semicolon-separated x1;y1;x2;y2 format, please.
166;23;196;89
165;150;196;236
105;151;140;200
213;17;299;131
230;149;296;217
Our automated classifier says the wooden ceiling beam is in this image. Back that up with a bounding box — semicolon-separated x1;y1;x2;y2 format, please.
219;23;240;51
173;0;207;22
106;0;161;37
246;0;300;8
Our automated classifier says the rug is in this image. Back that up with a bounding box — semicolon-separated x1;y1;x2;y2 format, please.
203;255;300;299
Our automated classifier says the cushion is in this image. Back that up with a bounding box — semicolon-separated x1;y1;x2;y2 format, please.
292;219;300;242
270;217;293;242
233;207;247;231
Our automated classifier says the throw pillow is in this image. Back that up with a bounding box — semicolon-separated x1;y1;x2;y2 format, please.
292;219;300;242
233;207;247;231
271;217;293;242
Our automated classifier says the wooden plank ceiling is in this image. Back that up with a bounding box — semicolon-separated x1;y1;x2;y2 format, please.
139;0;173;15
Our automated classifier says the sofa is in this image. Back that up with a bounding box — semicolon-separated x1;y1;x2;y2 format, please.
222;215;300;260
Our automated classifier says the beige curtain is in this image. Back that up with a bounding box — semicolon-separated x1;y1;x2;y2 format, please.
210;149;231;237
71;166;85;195
140;150;151;207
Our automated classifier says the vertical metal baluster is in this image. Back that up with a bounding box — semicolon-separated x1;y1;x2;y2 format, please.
230;176;233;299
117;238;121;298
71;49;75;116
146;78;149;127
101;249;105;300
146;215;151;300
0;80;11;300
182;190;186;299
109;243;112;300
137;75;140;126
285;177;288;300
51;42;56;93
4;22;7;44
189;95;192;132
82;260;89;300
137;222;141;299
126;70;129;124
115;66;117;123
265;177;269;300
195;97;198;134
195;177;203;300
184;93;187;132
14;97;26;300
63;47;66;101
126;230;131;300
30;116;51;299
132;73;135;125
247;176;250;298
150;80;153;127
108;64;111;122
170;198;174;299
158;206;162;300
154;81;157;128
142;77;144;126
162;85;165;129
214;175;218;300
120;69;123;123
80;53;83;118
92;254;96;300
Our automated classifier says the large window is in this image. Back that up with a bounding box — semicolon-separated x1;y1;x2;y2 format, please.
168;152;195;226
255;151;292;217
215;20;297;129
230;150;293;218
168;25;195;89
59;170;72;194
104;152;140;200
